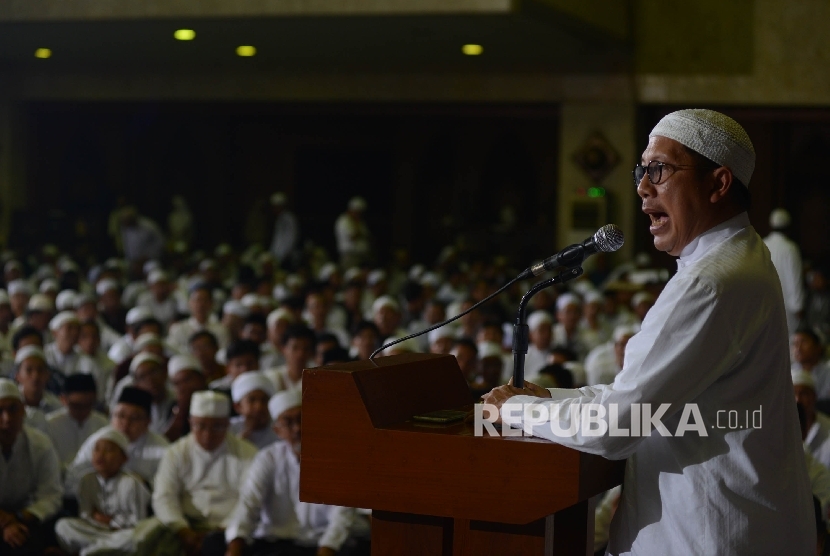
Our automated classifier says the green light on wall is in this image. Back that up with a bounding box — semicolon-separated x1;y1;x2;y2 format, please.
587;187;606;198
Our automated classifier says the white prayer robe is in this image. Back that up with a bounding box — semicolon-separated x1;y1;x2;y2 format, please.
230;416;279;450
0;426;63;521
45;343;112;403
136;291;179;330
56;470;152;556
764;230;806;335
46;407;109;474
67;425;169;495
522;345;549;383
224;441;355;550
805;411;830;470
23;390;62;435
806;450;830;520
584;342;620;386
166;315;230;352
270;210;299;263
263;365;302;394
552;323;588;361
510;214;815;554
152;433;257;532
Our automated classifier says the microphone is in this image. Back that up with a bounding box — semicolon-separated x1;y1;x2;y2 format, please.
520;224;624;279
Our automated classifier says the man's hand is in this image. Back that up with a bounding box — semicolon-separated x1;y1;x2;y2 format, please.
517;380;552;399
2;521;29;548
225;538;246;556
317;546;337;556
481;379;552;419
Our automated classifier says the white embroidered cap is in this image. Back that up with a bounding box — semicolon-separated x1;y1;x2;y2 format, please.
792;370;815;391
231;371;275;403
191;390;231;418
15;345;47;365
527;311;553;331
268;389;302;421
95;428;130;456
168;354;202;378
649;109;755;186
49;310;80;331
0;378;23;401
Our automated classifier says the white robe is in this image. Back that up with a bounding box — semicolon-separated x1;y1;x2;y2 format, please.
764;230;805;335
45;343;112;403
584;342;620;386
805;411;830;470
166;315;229;352
229;415;279;451
56;470;151;556
522;345;549;383
46;407;109;474
224;441;355;550
510;214;815;554
0;426;63;521
152;433;257;532
793;360;830;401
67;425;169;495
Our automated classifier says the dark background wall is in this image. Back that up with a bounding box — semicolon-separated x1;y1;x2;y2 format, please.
18;102;560;267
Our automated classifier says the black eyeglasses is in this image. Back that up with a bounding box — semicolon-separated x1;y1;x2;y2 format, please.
632;160;700;187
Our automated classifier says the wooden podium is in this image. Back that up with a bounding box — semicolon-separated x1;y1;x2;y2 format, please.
300;353;625;555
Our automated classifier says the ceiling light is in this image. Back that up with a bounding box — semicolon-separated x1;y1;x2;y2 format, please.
236;45;257;57
174;29;196;41
462;44;483;56
34;48;52;59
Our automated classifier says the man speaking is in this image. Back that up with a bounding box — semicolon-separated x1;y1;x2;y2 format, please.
483;109;814;554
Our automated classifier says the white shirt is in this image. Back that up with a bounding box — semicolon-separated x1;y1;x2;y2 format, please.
45;343;112;403
764;230;806;335
121;217;165;263
152;433;257;531
805;411;830;470
806;450;830;520
584;342;620;386
23;390;62;435
522;345;549;383
334;213;370;261
225;441;355;550
46;407;109;472
230;416;279;451
0;426;63;520
552;323;588;361
67;425;169;495
263;365;302;394
510;214;814;554
136;291;179;330
77;470;151;529
270;210;299;262
167;315;229;353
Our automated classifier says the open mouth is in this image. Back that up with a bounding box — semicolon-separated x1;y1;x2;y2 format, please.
649;212;669;230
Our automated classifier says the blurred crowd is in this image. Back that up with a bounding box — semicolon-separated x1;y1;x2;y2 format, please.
1;193;830;555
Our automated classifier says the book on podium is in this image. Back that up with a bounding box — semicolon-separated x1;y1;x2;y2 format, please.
300;352;625;556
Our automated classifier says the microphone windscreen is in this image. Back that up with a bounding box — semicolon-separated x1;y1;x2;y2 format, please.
594;224;625;253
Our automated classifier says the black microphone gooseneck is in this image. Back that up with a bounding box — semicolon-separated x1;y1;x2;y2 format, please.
511;267;583;389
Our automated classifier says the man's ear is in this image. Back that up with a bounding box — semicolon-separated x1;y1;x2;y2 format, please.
709;166;734;203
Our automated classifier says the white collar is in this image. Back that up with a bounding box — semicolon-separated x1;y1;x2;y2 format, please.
677;212;750;271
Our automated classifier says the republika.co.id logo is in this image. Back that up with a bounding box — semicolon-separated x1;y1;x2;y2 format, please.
474;402;762;437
